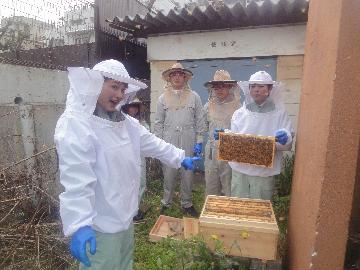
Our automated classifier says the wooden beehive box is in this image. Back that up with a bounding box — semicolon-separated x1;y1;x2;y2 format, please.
149;215;200;242
218;132;275;168
199;195;279;260
183;217;199;239
149;215;184;242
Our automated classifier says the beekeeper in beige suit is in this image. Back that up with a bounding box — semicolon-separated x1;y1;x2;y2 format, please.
154;63;204;217
202;70;241;196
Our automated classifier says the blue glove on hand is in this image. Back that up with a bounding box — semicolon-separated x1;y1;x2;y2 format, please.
193;143;202;156
275;130;288;145
181;156;201;170
213;128;225;140
70;226;96;268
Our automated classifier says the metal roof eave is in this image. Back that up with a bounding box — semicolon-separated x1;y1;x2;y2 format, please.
108;0;309;38
145;22;307;38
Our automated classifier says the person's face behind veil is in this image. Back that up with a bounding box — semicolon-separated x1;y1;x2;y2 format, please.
169;71;187;90
97;79;128;112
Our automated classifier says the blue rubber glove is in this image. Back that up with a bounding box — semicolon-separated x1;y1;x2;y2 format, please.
213;128;225;140
70;226;96;268
193;143;202;156
181;156;201;170
275;130;288;145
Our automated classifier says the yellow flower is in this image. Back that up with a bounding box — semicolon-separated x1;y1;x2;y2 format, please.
211;234;218;240
240;231;249;239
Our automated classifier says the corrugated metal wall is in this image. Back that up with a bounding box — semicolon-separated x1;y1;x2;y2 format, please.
95;0;149;36
94;0;149;79
95;30;149;79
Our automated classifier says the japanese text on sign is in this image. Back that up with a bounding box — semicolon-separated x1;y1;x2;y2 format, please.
210;40;236;48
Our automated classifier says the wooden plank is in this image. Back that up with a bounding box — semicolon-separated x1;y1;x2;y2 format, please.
183;217;199;239
277;55;304;80
199;220;278;234
149;215;184;242
199;216;278;231
250;259;282;270
218;132;275;168
199;224;279;260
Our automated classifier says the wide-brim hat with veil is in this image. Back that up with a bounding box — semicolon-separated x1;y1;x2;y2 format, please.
204;70;238;88
92;59;147;107
93;59;147;91
162;62;193;82
121;97;142;110
205;69;241;102
121;97;144;117
238;70;284;110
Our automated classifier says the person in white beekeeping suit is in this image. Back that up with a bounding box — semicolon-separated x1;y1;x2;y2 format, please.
121;97;149;221
54;59;200;269
202;70;241;196
154;63;205;217
214;71;294;200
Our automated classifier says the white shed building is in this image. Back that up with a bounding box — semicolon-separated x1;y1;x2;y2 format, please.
109;0;308;131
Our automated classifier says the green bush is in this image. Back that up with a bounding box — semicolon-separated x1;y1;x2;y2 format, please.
135;236;248;270
275;154;295;197
135;153;296;269
272;153;295;260
134;176;250;270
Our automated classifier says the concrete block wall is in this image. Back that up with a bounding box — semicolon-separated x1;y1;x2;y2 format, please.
33;104;66;149
0;64;68;164
0;106;23;167
0;63;68;197
0;63;68;105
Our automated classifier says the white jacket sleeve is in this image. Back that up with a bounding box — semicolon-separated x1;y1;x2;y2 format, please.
153;96;165;139
194;93;205;143
55;117;98;236
202;103;210;133
230;109;241;132
138;124;185;168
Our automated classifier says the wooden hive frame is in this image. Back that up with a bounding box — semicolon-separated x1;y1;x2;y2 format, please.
200;196;278;229
218;132;276;168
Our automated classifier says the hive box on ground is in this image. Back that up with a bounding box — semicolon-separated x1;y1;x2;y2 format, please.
149;215;199;242
183;217;199;239
199;195;279;260
149;215;184;242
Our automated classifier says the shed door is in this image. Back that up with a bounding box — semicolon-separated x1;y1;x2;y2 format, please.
180;57;277;171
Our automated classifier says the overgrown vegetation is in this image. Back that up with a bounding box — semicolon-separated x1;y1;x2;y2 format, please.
272;154;295;259
134;153;295;269
0;149;74;270
133;175;249;270
0;152;295;270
